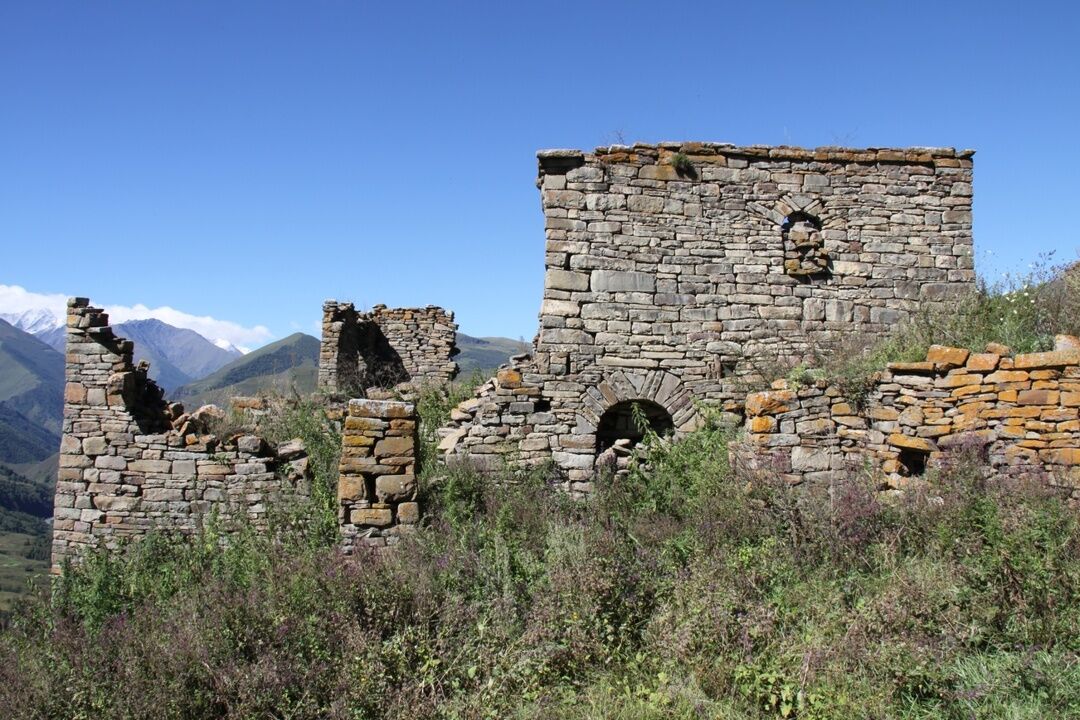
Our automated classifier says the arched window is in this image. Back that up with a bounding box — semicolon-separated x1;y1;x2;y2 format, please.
782;212;831;280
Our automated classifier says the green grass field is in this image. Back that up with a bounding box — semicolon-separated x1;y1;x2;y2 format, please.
0;531;48;611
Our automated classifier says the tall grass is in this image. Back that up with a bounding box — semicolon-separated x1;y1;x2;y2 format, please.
2;415;1077;718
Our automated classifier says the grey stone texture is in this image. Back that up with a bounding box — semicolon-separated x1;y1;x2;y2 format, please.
53;299;311;572
318;301;458;395
443;142;976;488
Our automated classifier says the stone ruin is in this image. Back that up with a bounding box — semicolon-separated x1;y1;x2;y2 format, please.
442;142;976;492
54;296;461;568
318;301;458;396
56;141;1080;564
738;338;1080;500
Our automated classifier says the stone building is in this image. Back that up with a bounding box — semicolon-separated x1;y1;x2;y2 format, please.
442;143;976;491
318;301;459;395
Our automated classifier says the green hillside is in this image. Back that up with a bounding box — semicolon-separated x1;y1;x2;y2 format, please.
456;334;529;377
0;319;63;438
174;333;321;406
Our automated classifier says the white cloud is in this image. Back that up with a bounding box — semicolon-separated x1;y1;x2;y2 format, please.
0;284;273;353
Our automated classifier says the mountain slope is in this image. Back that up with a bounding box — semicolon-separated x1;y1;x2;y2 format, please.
174;333;321;406
33;319;241;392
456;334;529;377
0;319;63;442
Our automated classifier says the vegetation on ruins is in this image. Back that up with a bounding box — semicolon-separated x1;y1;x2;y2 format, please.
806;254;1080;405
3;371;1080;719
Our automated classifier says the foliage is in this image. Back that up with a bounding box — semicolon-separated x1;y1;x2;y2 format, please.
812;254;1080;403
413;374;484;478
2;409;1078;719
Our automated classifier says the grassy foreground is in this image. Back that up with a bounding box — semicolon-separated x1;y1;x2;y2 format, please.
1;401;1078;719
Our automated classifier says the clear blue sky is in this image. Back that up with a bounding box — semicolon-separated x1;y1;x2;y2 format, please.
1;1;1077;343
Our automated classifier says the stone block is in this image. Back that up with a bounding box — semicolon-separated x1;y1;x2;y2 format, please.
350;508;393;527
375;474;416;503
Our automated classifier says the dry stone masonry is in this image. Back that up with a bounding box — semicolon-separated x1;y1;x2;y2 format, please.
443;143;976;487
338;399;420;551
319;301;458;395
737;336;1080;498
53;299;312;571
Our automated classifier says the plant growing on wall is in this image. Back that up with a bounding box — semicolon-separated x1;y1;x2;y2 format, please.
670;152;695;177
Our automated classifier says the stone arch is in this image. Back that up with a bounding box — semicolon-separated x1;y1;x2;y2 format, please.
577;369;702;444
596;399;674;453
747;193;845;231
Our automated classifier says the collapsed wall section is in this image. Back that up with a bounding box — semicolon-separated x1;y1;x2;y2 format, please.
319;301;458;395
53;298;311;571
737;338;1080;497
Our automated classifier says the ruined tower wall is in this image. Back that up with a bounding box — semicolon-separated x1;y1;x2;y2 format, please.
53;299;310;571
319;301;458;395
443;143;976;487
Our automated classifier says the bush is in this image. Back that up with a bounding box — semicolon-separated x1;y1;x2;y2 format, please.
2;416;1078;719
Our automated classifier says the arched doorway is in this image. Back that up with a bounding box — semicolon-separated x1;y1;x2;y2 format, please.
595;399;675;454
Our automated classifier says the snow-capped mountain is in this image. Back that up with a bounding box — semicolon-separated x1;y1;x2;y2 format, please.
0;308;63;336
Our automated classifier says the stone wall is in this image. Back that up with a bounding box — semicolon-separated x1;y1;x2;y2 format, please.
443;143;976;485
318;301;458;396
737;337;1080;497
53;298;311;571
338;398;420;551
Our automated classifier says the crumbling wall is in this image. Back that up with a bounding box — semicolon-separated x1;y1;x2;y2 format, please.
338;399;420;551
737;338;1080;497
53;298;311;571
319;301;458;395
444;142;976;485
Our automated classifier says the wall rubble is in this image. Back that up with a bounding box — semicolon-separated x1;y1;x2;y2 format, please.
53;298;311;571
736;337;1080;497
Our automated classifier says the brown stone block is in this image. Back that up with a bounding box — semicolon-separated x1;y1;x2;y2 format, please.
744;390;796;417
350;507;392;527
985;370;1030;383
869;407;900;421
1017;439;1048;449
375;437;414;457
397;502;421;524
998;390;1018;403
952;384;986;398
64;382;87;404
390;419;416;432
338;476;367;502
749;416;776;433
497;368;523;389
1043;448;1080;465
965;353;1000;372
926;345;970;368
831;402;854;416
888;433;937;453
1042;408;1077;422
1014;350;1080;370
938;373;983;389
344;416;386;432
343;434;375;447
375;474;416;503
887;361;935;373
1060;392;1080;407
1004;445;1037;462
1017;389;1059;406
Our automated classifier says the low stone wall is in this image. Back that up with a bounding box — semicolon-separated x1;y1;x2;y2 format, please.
53;299;311;571
738;338;1080;497
338;399;420;551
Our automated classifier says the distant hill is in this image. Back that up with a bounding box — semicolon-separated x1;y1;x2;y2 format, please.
37;318;240;393
174;332;321;407
0;320;63;457
456;334;529;377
